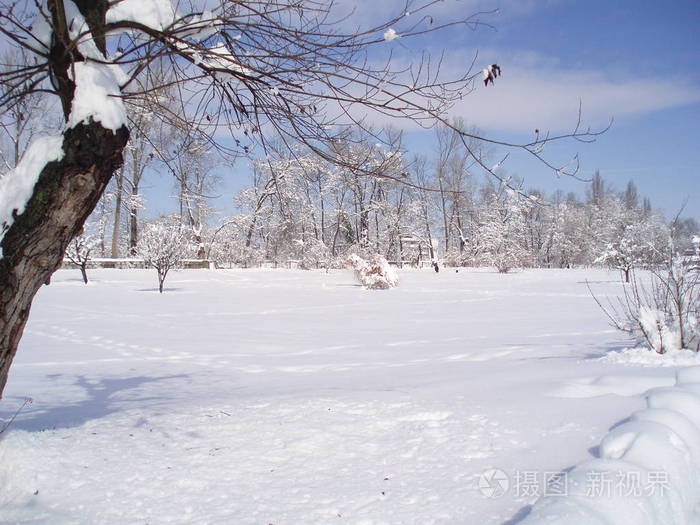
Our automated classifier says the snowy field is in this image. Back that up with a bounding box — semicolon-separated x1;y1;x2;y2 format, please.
1;267;699;525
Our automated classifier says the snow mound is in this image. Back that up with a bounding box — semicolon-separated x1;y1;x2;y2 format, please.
549;374;674;398
519;365;700;524
599;346;700;367
677;367;700;384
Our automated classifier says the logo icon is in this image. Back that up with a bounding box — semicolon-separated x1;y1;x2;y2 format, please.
478;468;509;499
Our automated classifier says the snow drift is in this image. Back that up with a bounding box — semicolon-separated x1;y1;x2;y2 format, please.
519;365;700;524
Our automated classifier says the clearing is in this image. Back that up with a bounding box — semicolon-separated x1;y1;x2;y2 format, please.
1;268;697;524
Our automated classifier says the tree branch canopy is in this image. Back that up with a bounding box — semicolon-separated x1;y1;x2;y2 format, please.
1;0;605;181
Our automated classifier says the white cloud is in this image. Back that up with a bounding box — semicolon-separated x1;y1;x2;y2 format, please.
347;49;700;134
330;0;543;29
454;64;700;133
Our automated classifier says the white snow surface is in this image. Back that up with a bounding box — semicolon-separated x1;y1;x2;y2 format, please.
0;136;64;256
67;61;127;132
106;0;218;42
202;43;251;75
1;268;698;524
601;346;700;367
106;0;177;31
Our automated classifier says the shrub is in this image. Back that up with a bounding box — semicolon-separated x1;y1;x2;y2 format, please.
345;253;399;290
590;257;700;354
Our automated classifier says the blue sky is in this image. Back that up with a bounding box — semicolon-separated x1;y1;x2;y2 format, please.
485;0;699;219
146;0;700;222
398;0;700;218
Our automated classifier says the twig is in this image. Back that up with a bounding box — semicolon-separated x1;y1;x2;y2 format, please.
0;397;33;435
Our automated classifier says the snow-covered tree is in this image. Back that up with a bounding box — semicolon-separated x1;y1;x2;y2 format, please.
548;200;588;268
64;232;98;284
475;185;530;273
596;210;669;282
137;220;189;293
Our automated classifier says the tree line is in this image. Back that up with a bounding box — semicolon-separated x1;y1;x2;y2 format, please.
69;123;697;277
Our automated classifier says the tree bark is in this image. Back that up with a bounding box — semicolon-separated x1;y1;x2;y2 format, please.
80;263;89;284
0;120;129;397
128;173;140;256
111;167;124;257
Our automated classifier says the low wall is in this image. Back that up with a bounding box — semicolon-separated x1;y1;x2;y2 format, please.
62;259;215;270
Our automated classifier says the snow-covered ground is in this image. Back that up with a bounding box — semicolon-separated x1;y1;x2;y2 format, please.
1;267;698;524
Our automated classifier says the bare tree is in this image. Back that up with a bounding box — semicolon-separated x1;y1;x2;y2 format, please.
0;49;51;174
169;133;221;258
64;232;98;284
0;0;605;397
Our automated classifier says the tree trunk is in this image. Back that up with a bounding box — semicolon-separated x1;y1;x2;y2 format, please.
129;191;139;256
158;270;165;293
0;121;129;397
245;214;258;248
80;263;89;284
111;166;124;257
359;207;369;248
318;178;325;245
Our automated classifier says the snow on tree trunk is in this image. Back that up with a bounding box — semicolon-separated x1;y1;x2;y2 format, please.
0;121;129;396
0;0;130;398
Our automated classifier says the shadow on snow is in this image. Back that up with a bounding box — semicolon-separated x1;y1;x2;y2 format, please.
0;373;188;432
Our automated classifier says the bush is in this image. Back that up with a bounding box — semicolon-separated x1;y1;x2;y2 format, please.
345;253;399;290
591;257;700;354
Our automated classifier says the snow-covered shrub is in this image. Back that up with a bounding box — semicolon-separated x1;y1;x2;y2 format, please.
638;307;678;355
591;257;700;354
137;219;189;293
345;253;399;290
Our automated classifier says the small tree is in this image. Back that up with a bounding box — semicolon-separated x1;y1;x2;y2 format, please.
138;220;189;293
596;211;668;282
64;232;98;284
